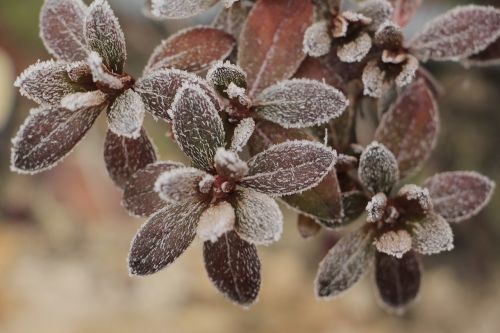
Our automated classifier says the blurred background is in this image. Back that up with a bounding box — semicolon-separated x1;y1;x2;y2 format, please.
1;0;499;332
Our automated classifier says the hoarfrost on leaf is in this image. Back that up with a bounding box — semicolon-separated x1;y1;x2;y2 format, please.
374;229;412;258
395;54;419;88
303;21;332;58
230;118;255;152
149;0;219;19
107;89;145;139
337;33;372;63
87;51;123;89
198;201;236;243
61;90;107;111
358;141;399;194
362;60;387;98
206;61;247;95
409;213;454;255
154;167;208;203
397;184;433;212
253;79;348;129
214;148;249;182
366;192;388;223
360;0;395;32
315;227;374;299
233;186;283;246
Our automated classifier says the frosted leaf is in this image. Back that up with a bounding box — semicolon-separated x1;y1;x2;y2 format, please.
223;0;239;7
11;104;103;174
396;184;433;215
332;15;348;38
66;61;91;82
282;169;343;226
148;0;219;19
358;142;399;194
155;167;208;204
297;215;321;239
374;21;404;49
395;54;418;88
107;89;145;139
198;201;236;243
342;191;370;223
238;0;313;96
199;174;216;194
463;37;500;67
170;83;225;172
87;51;123;90
61;90;107;111
409;213;454;255
225;83;252;108
366;192;388;223
84;0;126;73
206;61;247;97
375;79;439;177
315;227;374;299
128;200;207;276
374;230;412;258
103;129;157;189
233;186;283;245
135;69;219;121
375;251;421;313
360;0;395;32
241;140;336;196
144;27;235;75
253;79;348;129
40;0;88;62
214;148;248;182
410;5;500;62
422;171;495;223
337;32;372;63
362;60;387;98
212;0;252;38
391;0;422;27
303;21;332;58
203;231;260;306
14;60;81;106
230;118;255;152
123;162;184;217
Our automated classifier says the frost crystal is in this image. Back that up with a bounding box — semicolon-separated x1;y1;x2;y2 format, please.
358;142;399;194
61;90;107;111
214;148;249;181
87;51;123;89
374;229;412;258
233;187;283;245
410;213;454;255
107;89;145;139
149;0;219;19
230;118;255;152
198;201;236;243
155;167;207;203
253;79;348;129
366;192;387;223
337;32;372;63
303;21;332;58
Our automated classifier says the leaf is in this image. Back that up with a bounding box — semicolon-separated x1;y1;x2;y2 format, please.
135;69;219;121
203;231;261;306
366;192;388;223
213;1;253;38
85;0;126;73
359;0;394;32
87;51;123;90
214;148;248;182
463;36;500;67
107;89;145;139
170;83;225;172
374;230;413;259
148;0;219;19
206;61;248;97
232;186;283;245
391;0;422;27
410;5;500;62
361;59;387;98
14;60;83;106
238;0;313;96
241;140;336;196
337;33;372;63
409;213;454;255
374;251;421;313
128;200;207;276
358;142;399;194
342;191;370;223
230;118;255;152
122;161;184;217
198;201;236;243
61;90;108;111
154;167;209;204
374;79;439;178
394;184;433;218
11;104;104;174
103;128;157;189
253;79;348;129
145;27;235;76
422;171;495;223
303;20;332;58
315;227;375;298
40;0;88;62
297;214;321;239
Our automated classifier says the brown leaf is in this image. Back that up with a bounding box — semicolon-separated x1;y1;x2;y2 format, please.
145;27;235;75
463;36;500;67
213;1;253;38
358;142;399;194
238;0;313;96
123;161;184;217
203;231;261;306
375;251;421;313
422;171;495;223
375;79;439;178
11;104;104;174
103;128;157;189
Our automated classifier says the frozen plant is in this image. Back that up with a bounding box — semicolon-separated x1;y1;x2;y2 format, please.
11;0;499;312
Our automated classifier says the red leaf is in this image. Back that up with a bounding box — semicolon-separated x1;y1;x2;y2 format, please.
464;36;500;67
238;0;313;96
